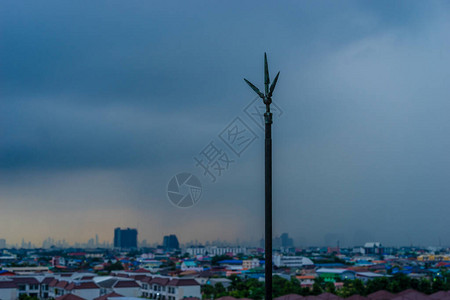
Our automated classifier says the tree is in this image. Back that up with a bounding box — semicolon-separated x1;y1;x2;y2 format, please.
105;261;124;272
297;287;309;296
325;281;336;294
228;274;242;291
289;277;303;295
314;276;325;289
311;282;322;295
272;276;289;297
211;255;230;266
387;280;401;293
214;283;227;298
418;278;432;294
19;295;39;300
337;279;363;298
410;278;420;290
353;279;365;295
432;277;445;293
366;277;389;294
201;284;214;299
391;274;411;292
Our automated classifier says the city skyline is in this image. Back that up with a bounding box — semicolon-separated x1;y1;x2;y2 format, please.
0;231;447;249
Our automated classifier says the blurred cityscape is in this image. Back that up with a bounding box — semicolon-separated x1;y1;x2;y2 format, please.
1;229;450;299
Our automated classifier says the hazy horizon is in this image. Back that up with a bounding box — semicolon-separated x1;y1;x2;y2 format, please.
3;232;443;249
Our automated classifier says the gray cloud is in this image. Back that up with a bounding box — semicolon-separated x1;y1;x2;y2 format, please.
1;0;450;246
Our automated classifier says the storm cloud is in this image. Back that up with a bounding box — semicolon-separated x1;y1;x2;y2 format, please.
1;0;450;247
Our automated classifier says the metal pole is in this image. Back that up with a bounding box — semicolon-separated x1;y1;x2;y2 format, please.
265;110;273;300
243;53;279;300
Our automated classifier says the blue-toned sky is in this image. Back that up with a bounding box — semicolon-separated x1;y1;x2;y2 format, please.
1;1;450;247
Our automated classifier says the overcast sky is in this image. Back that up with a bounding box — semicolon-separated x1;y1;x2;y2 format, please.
2;1;450;247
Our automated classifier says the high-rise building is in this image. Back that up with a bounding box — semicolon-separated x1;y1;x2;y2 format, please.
273;236;281;248
259;237;265;248
87;238;95;248
162;234;179;249
114;228;138;249
280;233;294;248
114;228;121;248
0;239;6;248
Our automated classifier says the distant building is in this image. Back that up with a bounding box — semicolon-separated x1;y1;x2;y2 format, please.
273;236;282;248
352;246;365;255
11;277;40;298
162;235;179;250
114;228;138;249
273;255;314;268
296;275;316;289
180;261;202;272
316;268;355;282
280;233;294;248
186;246;248;256
364;242;383;255
327;247;340;254
242;258;260;270
3;266;49;274
0;239;6;249
52;256;66;267
138;276;201;300
355;272;389;283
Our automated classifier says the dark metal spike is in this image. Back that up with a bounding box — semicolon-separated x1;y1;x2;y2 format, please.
268;71;280;97
244;78;265;99
264;53;270;95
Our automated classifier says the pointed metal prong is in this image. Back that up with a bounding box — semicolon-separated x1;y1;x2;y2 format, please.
244;78;265;99
268;71;280;97
264;53;270;95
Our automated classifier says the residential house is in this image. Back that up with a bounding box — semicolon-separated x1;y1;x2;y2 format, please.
242;259;260;270
180;261;202;272
295;275;315;289
139;276;200;300
56;294;87;300
11;277;40;298
166;279;201;300
65;281;101;300
0;281;17;300
96;278;140;298
93;292;124;300
41;277;55;299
